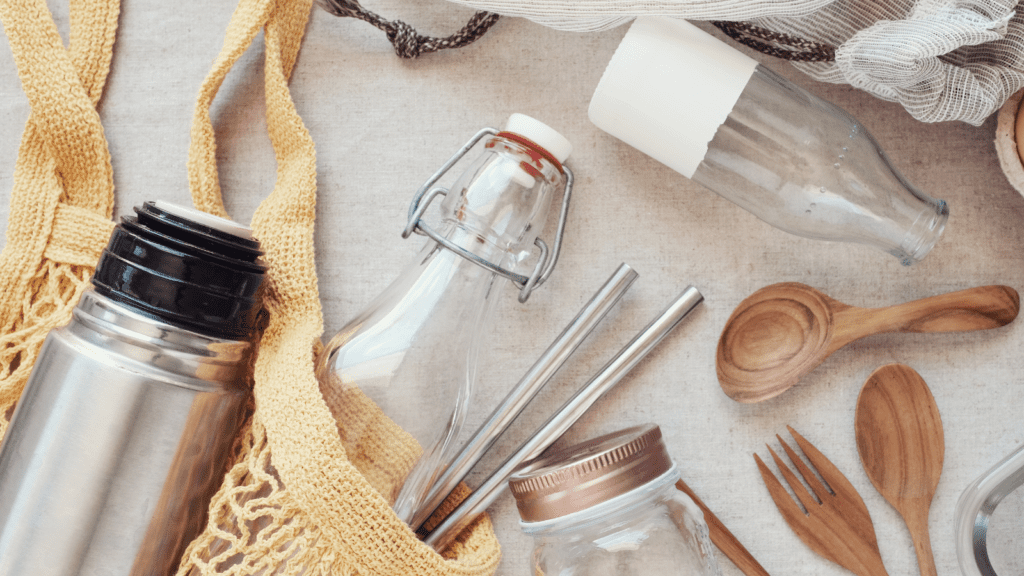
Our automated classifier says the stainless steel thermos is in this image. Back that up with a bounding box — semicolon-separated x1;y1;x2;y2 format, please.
0;201;266;576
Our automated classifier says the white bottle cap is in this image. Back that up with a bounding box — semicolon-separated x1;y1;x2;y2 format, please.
153;200;254;240
588;16;758;178
504;113;573;163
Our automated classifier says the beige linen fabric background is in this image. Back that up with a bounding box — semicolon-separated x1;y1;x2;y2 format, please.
1;1;1023;574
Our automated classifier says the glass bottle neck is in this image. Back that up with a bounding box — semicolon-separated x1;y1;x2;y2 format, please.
692;65;948;265
434;218;522;270
438;135;562;255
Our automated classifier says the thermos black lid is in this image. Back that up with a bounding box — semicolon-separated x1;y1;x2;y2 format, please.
92;202;267;339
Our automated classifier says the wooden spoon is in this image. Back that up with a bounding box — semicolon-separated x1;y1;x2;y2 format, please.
855;364;944;576
716;282;1018;403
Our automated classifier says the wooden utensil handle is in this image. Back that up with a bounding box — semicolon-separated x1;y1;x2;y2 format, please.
833;285;1019;349
904;509;938;576
912;529;937;576
675;479;771;576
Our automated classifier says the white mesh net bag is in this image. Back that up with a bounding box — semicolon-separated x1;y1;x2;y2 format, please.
437;0;1024;126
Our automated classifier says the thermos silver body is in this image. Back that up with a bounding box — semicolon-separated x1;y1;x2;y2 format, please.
0;291;251;576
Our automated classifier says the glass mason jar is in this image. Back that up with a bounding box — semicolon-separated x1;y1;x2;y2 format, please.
316;114;572;524
590;16;948;266
509;424;722;576
955;443;1024;576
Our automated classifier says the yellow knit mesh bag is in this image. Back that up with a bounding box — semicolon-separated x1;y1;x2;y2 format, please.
0;0;118;437
0;0;502;574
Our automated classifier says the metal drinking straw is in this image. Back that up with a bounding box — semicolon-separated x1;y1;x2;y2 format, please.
407;263;639;529
424;285;704;550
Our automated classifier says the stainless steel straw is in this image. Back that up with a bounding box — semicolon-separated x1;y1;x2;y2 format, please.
424;285;704;550
408;263;639;529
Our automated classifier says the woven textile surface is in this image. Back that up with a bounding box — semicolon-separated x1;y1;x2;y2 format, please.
0;0;501;574
446;0;1024;125
0;0;118;438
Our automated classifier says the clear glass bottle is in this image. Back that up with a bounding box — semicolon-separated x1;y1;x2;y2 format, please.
590;16;948;265
509;424;721;576
316;114;572;524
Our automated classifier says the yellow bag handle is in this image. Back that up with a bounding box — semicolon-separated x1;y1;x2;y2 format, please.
0;0;119;436
178;1;501;574
0;0;500;570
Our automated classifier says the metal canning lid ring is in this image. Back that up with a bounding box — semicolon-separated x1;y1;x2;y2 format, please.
508;424;673;523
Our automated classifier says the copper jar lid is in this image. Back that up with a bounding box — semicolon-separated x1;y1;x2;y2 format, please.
508;424;674;523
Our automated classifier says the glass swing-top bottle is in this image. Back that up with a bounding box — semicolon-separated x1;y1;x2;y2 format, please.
316;114;573;525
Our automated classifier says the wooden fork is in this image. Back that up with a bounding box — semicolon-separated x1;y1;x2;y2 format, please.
754;426;889;576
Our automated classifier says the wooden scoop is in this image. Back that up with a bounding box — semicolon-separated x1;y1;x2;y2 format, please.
855;364;944;576
717;283;1018;403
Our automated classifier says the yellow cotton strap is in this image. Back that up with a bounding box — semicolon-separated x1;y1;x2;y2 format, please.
182;0;501;573
0;0;118;436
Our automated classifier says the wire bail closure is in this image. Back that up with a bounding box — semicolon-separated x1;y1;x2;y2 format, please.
402;127;573;303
